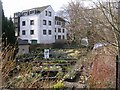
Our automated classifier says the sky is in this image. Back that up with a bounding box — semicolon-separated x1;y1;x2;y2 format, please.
1;0;71;18
1;0;95;18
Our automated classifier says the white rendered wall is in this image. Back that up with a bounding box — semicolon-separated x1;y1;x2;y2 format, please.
39;6;55;44
20;15;40;43
55;25;67;40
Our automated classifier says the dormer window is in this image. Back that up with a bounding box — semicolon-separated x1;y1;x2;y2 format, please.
36;10;40;13
14;12;21;17
29;10;35;14
22;12;28;16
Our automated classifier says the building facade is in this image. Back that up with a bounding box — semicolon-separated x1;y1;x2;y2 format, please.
55;16;67;42
14;5;67;44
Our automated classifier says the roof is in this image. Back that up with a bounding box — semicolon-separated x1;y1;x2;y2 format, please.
14;5;51;17
55;16;65;22
35;5;50;12
22;5;50;12
18;38;30;45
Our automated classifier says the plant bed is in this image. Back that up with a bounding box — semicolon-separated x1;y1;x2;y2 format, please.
64;71;81;82
42;71;58;77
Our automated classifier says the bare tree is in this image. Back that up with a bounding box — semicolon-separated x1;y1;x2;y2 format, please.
58;0;120;88
59;0;119;49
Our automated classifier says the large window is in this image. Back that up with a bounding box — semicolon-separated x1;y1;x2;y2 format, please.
43;20;46;25
58;28;61;33
22;30;26;35
43;29;47;35
58;35;61;39
48;21;51;25
30;20;34;25
48;30;52;35
30;30;34;35
22;21;26;26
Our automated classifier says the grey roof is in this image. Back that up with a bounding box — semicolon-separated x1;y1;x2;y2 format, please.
55;16;65;22
18;38;30;45
22;5;50;12
35;5;50;12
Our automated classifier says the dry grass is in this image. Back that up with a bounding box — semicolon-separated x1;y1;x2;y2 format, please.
2;45;116;88
1;46;62;88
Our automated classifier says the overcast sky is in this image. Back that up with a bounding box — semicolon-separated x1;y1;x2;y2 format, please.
2;0;95;18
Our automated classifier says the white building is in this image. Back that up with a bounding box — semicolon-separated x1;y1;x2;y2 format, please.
14;5;67;44
55;16;67;41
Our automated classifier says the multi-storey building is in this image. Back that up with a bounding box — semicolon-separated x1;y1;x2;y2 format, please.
55;16;67;42
14;5;67;44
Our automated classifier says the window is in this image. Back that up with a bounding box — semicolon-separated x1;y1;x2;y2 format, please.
49;21;51;25
22;21;25;26
63;35;65;39
30;30;34;35
36;10;40;13
59;22;61;25
58;28;61;33
57;21;59;25
29;10;35;14
22;12;28;16
22;30;26;35
58;35;61;39
49;11;52;16
55;21;57;25
31;40;37;44
43;29;47;35
45;11;47;16
55;28;56;32
23;40;28;42
55;35;56;39
63;29;65;33
43;20;46;25
48;30;52;35
15;22;18;27
57;21;61;25
30;20;34;25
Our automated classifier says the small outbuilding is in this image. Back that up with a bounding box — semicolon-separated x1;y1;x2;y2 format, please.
17;38;30;55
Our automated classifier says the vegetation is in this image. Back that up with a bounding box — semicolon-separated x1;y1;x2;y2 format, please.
2;9;17;47
1;0;119;89
52;81;64;89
